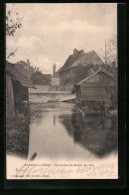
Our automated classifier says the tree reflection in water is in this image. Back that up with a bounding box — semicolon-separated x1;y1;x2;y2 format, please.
60;107;118;158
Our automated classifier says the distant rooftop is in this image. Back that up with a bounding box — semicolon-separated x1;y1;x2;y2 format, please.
6;61;34;88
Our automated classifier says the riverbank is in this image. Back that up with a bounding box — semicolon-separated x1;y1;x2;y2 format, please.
6;115;29;159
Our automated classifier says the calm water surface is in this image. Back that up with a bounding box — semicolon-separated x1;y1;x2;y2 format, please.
28;102;118;161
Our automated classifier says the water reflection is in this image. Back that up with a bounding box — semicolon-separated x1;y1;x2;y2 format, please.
53;115;56;125
28;102;117;160
60;108;118;158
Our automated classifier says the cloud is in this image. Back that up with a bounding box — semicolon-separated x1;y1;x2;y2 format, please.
32;57;61;73
7;36;43;50
6;36;61;74
6;3;117;74
18;36;42;49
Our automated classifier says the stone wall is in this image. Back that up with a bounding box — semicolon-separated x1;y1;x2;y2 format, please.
29;85;73;93
29;92;76;103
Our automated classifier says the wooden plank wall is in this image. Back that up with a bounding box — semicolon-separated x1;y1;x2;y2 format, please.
6;74;15;117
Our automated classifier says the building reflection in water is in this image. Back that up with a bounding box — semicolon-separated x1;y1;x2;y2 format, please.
7;103;117;159
53;115;56;126
60;108;118;158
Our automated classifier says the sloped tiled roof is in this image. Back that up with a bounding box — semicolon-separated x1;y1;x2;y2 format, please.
6;61;34;88
14;63;30;78
68;51;104;70
60;50;84;72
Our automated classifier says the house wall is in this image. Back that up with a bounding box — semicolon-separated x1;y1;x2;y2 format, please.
99;72;114;85
12;80;29;113
6;74;15;117
60;71;67;85
51;77;60;86
60;66;89;85
86;74;100;83
75;66;91;84
80;86;106;101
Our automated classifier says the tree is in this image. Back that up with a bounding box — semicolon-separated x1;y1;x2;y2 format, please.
6;4;23;37
31;72;52;85
6;4;24;59
98;35;117;66
30;72;44;85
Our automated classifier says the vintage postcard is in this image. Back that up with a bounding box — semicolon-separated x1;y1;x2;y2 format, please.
6;3;118;179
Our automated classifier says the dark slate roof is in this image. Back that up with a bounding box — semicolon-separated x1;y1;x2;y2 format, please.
6;61;34;88
60;50;85;72
68;51;104;70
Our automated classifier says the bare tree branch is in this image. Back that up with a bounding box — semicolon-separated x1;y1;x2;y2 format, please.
7;48;18;59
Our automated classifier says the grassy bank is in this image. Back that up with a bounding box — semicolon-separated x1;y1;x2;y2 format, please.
6;115;29;159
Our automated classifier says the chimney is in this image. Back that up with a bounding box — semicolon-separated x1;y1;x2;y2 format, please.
53;64;56;75
26;59;30;70
37;67;39;71
73;48;78;57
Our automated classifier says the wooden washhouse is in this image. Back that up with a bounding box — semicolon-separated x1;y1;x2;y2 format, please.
74;67;117;114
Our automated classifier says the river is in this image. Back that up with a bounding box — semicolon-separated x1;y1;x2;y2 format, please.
28;102;118;161
7;102;118;179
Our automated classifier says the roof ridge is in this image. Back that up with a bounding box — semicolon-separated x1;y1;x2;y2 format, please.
60;49;85;72
66;50;104;70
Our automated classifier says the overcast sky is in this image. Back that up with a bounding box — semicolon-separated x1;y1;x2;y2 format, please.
6;3;117;74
